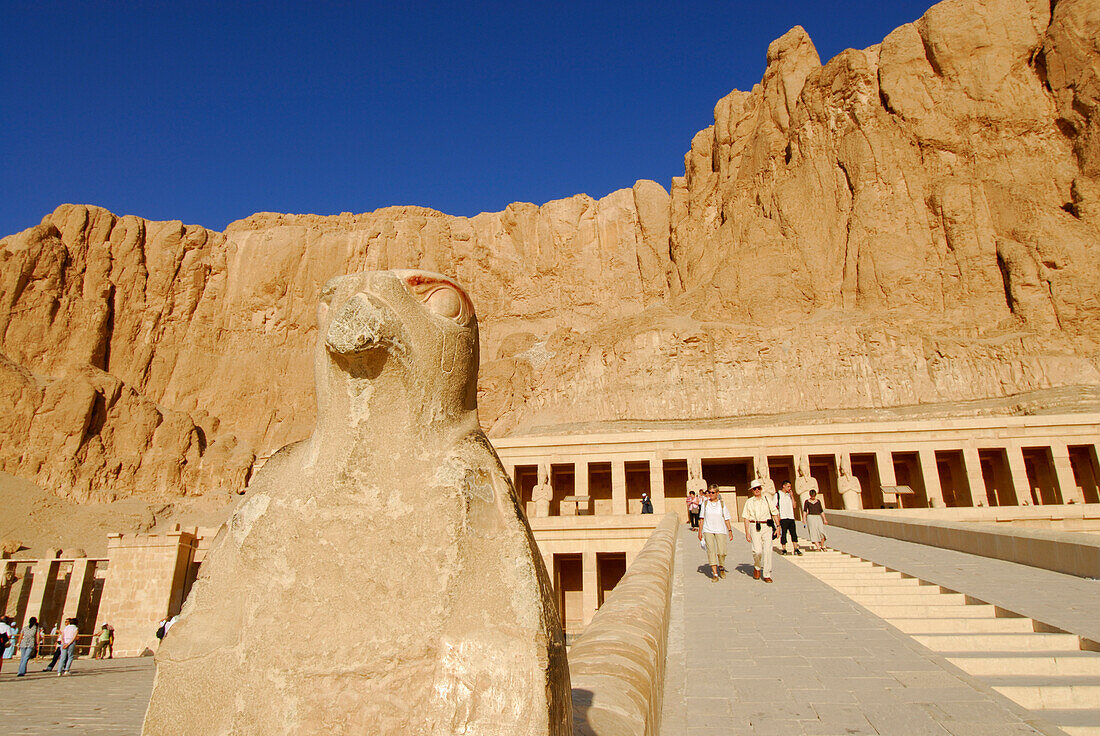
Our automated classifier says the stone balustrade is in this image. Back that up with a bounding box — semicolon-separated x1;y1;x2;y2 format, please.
569;513;678;736
828;508;1100;578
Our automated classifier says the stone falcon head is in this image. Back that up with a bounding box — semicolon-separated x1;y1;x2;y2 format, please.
312;270;480;435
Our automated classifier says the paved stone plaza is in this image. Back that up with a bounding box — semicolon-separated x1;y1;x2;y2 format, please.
0;657;153;735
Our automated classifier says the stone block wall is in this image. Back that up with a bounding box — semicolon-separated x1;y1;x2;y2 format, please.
569;513;678;736
96;531;199;657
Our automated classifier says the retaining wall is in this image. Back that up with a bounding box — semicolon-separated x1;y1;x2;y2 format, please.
829;510;1100;578
569;513;679;736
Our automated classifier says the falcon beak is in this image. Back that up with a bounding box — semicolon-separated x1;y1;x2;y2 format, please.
325;293;394;356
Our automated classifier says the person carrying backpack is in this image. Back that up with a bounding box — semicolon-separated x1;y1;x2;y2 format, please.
697;483;733;582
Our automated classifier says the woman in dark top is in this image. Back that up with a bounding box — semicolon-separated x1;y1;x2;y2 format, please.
16;616;40;677
802;488;829;551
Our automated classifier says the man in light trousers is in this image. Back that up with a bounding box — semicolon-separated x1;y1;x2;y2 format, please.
743;478;780;582
698;483;734;582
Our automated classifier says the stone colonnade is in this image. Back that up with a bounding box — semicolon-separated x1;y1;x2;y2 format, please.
496;415;1100;522
0;555;108;649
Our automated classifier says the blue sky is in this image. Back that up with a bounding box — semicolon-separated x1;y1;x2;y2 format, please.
1;1;934;237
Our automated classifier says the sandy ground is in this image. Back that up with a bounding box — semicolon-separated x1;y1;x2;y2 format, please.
0;471;236;559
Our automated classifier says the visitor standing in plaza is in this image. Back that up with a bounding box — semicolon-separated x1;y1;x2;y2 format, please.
42;626;63;671
56;617;79;676
743;478;780;582
93;624;111;658
0;616;11;674
776;481;802;555
16;616;40;677
687;491;701;530
2;617;17;661
803;488;829;551
698;484;733;581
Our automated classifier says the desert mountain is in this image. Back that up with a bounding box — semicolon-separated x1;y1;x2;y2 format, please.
2;0;1098;501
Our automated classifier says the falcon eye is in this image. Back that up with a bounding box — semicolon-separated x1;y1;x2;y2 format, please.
400;272;472;324
425;287;462;319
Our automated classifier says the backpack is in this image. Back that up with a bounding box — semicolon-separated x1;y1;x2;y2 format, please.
155;621;167;640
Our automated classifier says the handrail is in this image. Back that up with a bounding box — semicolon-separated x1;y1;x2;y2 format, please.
569;512;678;736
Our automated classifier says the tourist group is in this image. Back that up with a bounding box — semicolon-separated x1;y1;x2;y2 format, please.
686;479;829;583
0;616;115;678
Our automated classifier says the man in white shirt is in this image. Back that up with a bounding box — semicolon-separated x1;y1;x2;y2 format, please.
742;478;780;582
697;483;733;582
776;481;802;556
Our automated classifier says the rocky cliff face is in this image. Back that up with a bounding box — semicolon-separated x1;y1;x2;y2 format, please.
2;0;1098;500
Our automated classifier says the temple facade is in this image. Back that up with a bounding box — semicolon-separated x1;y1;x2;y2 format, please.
3;411;1098;650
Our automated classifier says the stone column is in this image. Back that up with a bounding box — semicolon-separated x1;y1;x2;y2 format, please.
876;450;897;486
650;456;666;514
573;459;590;515
754;449;776;498
541;553;554;587
581;551;599;628
686;456;706;496
531;462;552;517
795;453;818;506
837;453;863;510
611;461;627;515
1006;447;1033;506
60;558;94;627
1051;445;1085;504
24;558;57;624
962;447;993;506
875;450;897;506
574;460;589;497
0;561;21;617
918;450;946;508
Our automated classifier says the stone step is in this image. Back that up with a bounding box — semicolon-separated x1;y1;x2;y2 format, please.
888;617;1036;634
850;593;968;607
991;682;1100;710
810;572;908;581
799;568;910;577
865;604;998;619
830;583;937;595
1031;709;1100;736
799;561;894;569
947;653;1100;677
913;632;1082;652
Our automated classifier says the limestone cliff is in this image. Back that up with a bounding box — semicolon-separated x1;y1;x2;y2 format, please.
2;0;1098;500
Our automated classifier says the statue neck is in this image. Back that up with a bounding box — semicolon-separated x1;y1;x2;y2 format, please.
309;365;478;466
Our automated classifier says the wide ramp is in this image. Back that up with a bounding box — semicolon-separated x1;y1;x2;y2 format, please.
659;525;1064;735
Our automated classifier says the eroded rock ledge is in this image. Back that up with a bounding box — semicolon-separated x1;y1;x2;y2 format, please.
2;0;1099;500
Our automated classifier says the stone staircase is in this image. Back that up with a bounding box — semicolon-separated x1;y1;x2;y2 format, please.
788;548;1100;736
